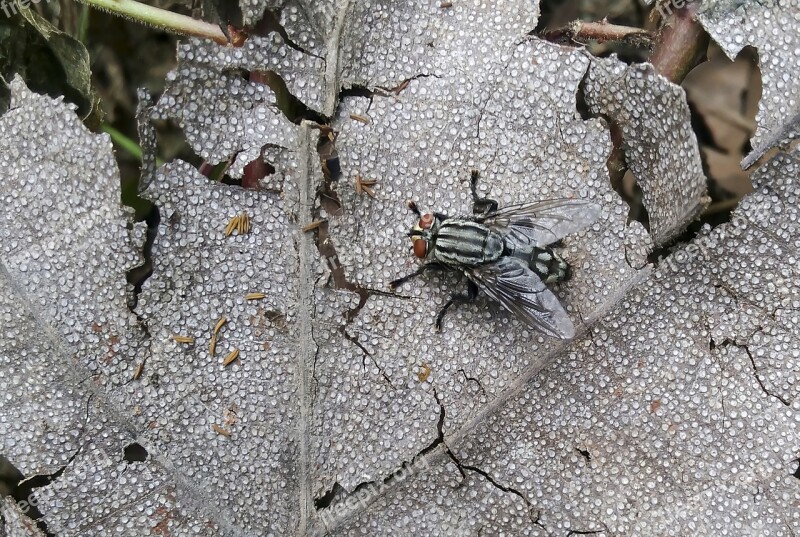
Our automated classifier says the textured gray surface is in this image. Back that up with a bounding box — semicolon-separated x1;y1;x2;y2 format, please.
0;77;214;535
0;77;142;472
2;0;799;535
1;496;45;537
327;36;645;481
697;0;800;164
584;57;709;245
153;60;300;178
134;158;308;534
332;146;800;536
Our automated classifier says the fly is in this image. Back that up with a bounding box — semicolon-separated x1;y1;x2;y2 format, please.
389;170;601;339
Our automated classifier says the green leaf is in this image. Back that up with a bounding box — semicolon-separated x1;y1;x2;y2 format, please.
0;5;97;120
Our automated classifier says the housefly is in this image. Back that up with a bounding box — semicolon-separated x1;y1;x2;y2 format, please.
389;171;601;339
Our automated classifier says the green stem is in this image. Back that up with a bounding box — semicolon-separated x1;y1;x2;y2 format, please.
77;4;91;43
73;0;229;44
101;124;164;166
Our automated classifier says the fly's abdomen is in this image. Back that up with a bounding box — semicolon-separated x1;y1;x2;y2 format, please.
528;247;570;283
432;220;503;267
505;241;570;283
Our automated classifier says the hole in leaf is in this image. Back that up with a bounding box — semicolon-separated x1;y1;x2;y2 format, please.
249;70;327;124
576;71;647;230
648;46;762;264
0;454;61;536
123;442;149;463
535;0;650;62
314;481;345;509
339;85;376;100
242;145;278;190
682;45;760;227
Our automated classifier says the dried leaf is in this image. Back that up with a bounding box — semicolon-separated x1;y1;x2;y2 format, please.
583;57;709;244
1;0;798;534
696;0;800;165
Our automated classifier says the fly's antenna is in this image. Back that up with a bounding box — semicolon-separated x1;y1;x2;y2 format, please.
406;200;421;217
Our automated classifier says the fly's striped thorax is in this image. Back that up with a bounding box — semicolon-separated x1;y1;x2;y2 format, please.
431;220;503;266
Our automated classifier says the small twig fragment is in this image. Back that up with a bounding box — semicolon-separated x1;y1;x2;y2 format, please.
354;174;379;198
224;213;251;236
302;220;326;232
133;362;145;381
222;348;240;367
544;19;653;47
212;424;231;437
349;113;370;124
245;292;267;300
213;317;227;334
172;334;195;344
648;2;710;83
209;334;217;356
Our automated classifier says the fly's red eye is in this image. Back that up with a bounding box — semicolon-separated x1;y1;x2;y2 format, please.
419;213;434;230
413;239;427;258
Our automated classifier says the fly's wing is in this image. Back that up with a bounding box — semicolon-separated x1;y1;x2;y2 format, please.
467;257;576;339
479;199;601;248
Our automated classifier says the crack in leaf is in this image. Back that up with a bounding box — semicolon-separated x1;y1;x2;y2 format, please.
251;70;329;124
253;8;325;61
345;326;394;389
429;389;545;531
11;438;85;537
313;390;444;520
741;344;791;407
375;73;440;95
309;199;396;390
710;337;791;407
566;529;607;536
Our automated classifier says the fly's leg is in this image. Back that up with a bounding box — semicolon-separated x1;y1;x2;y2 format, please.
435;279;479;331
408;200;448;221
407;200;449;222
470;169;498;215
389;262;446;290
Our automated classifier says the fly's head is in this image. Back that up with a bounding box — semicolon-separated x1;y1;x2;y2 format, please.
409;212;438;258
405;200;439;260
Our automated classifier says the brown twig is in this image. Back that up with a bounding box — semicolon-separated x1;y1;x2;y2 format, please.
702;196;745;216
544;19;653;47
354;174;379;198
648;1;709;84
